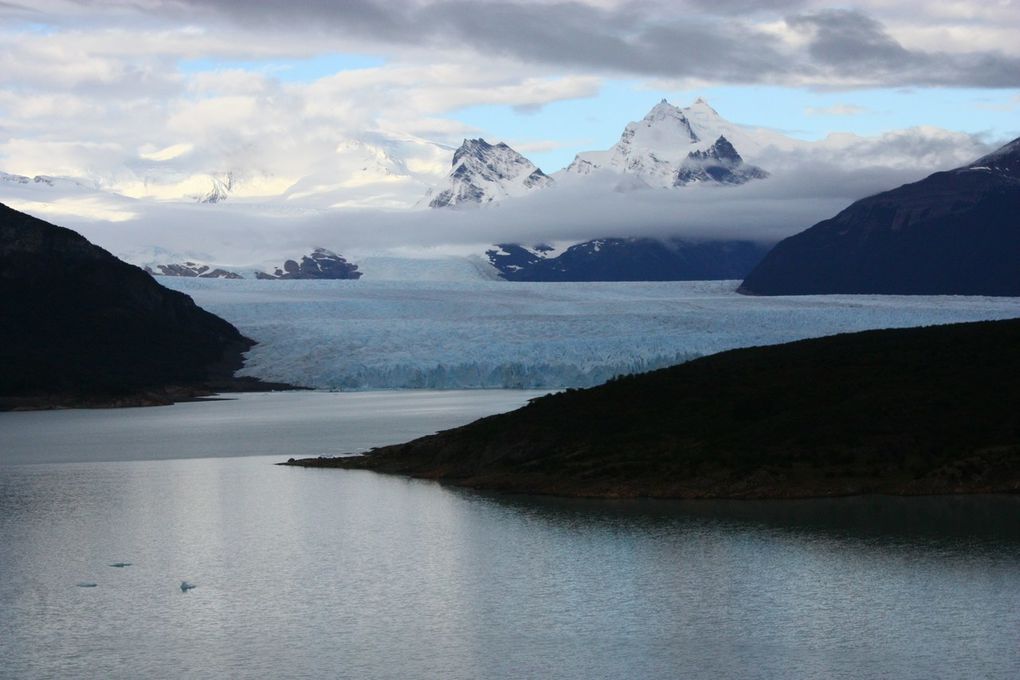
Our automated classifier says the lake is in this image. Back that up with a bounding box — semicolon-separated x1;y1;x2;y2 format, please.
2;391;1018;679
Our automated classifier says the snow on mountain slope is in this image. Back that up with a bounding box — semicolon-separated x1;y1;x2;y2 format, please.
162;278;1020;391
562;98;776;189
424;138;553;208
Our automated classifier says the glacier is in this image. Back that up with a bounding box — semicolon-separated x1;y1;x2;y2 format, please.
162;278;1020;391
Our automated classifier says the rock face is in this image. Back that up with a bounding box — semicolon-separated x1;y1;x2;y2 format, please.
739;136;1020;296
0;202;252;402
145;262;243;279
674;136;768;186
425;138;553;208
487;238;770;282
563;99;770;189
285;319;1020;499
196;173;234;204
255;247;362;280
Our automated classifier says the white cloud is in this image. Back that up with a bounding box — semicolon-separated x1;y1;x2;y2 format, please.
138;143;194;161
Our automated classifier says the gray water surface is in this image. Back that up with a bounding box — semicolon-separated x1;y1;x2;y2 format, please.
1;392;1018;679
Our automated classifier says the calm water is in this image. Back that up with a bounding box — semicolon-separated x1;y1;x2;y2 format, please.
1;392;1019;679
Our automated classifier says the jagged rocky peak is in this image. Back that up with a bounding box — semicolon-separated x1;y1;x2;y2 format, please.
425;138;553;209
675;136;769;186
256;247;362;280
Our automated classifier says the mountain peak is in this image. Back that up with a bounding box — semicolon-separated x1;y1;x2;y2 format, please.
427;138;552;208
675;135;769;186
644;99;687;122
685;97;721;118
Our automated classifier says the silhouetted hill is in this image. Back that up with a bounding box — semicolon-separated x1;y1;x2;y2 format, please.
0;203;258;407
285;319;1020;498
739;137;1020;296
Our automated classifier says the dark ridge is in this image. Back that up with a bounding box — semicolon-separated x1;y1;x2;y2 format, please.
0;202;291;409
739;136;1020;296
487;238;770;282
283;318;1020;499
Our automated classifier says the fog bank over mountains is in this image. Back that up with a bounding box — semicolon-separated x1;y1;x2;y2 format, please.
0;98;999;265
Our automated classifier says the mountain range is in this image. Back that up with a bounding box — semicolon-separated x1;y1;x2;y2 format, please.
426;98;773;208
487;239;769;282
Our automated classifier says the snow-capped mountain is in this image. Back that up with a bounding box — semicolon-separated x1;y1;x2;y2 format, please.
562;98;775;189
132;247;362;280
423;138;553;208
0;171;97;191
255;248;362;280
674;136;768;186
145;261;243;279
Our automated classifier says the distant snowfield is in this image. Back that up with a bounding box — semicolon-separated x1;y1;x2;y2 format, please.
163;278;1020;390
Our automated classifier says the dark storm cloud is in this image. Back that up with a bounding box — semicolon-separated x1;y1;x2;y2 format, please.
147;0;1020;88
787;9;1020;87
680;0;810;15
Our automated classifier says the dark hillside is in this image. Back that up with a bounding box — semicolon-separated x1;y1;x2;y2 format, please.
286;319;1020;498
0;202;255;407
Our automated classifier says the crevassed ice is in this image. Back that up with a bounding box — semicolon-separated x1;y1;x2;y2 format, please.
163;278;1020;390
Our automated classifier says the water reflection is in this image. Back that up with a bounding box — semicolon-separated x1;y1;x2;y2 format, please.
475;491;1020;548
1;431;1018;678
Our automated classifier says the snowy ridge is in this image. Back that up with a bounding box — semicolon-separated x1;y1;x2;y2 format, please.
424;138;553;208
162;278;1020;391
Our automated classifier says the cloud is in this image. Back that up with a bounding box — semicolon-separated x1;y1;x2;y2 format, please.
29;129;987;267
0;0;1014;217
785;9;1020;87
7;2;1017;88
120;1;1020;87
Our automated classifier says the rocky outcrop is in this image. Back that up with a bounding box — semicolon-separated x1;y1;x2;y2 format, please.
255;247;362;280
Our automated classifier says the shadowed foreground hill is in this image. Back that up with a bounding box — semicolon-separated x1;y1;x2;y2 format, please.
739;137;1020;296
285;319;1020;498
0;203;260;408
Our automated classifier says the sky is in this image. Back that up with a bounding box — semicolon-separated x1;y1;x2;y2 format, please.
0;0;1018;255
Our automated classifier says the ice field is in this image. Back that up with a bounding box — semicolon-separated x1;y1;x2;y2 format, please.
163;278;1020;390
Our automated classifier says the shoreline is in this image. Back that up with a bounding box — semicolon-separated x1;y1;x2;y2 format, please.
279;454;1020;500
0;376;308;412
